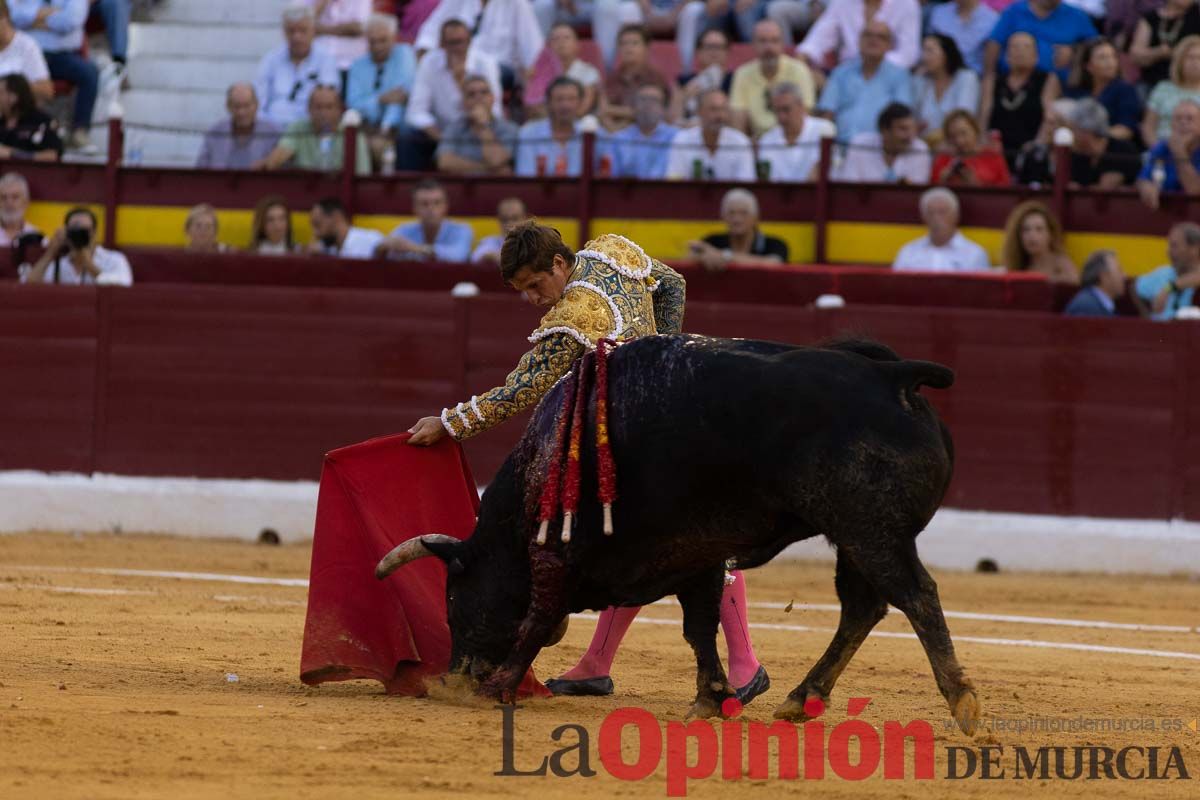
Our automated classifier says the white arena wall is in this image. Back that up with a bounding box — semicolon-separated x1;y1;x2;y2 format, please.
1;471;1199;576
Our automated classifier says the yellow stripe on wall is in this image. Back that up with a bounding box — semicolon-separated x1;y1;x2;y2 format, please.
592;218;816;263
27;202;107;242
827;221;1168;276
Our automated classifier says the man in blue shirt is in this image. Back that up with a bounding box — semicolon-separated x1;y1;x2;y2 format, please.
346;14;416;135
1137;100;1200;211
984;0;1096;84
601;83;677;179
515;77;584;177
380;179;474;262
1133;223;1200;320
927;0;999;74
814;20;912;141
1064;250;1125;317
10;0;98;152
254;5;339;127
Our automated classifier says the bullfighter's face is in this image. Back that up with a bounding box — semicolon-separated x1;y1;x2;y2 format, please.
507;256;572;308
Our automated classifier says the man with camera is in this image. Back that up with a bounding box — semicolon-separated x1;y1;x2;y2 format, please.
20;207;131;286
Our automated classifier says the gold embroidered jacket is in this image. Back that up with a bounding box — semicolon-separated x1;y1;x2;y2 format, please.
440;234;686;440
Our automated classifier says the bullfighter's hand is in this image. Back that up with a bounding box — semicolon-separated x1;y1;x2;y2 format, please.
407;416;448;446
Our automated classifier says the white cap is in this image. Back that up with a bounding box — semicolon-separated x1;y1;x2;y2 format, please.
1052;126;1074;147
451;282;481;298
815;294;845;309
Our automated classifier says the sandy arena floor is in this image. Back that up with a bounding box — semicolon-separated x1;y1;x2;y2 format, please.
1;531;1198;799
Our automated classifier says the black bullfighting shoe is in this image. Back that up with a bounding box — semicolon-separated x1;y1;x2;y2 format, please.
544;676;615;696
734;666;770;705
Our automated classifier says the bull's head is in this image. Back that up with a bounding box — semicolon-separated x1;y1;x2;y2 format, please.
375;533;568;686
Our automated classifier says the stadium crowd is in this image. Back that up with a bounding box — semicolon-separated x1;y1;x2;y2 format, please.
3;0;1200;318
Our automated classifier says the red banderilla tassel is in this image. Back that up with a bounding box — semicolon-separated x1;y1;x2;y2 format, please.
595;339;617;535
536;364;578;545
560;352;593;542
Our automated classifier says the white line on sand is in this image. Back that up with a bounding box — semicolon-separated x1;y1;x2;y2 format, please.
578;614;1200;663
0;583;156;596
5;564;1198;641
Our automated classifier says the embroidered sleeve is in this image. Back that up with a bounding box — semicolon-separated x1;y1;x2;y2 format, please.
529;284;618;347
440;332;584;440
649;259;686;334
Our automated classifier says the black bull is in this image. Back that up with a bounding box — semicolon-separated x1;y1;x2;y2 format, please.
378;335;981;735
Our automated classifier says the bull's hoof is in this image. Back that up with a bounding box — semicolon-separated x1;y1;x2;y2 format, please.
773;689;826;722
951;688;981;737
685;696;722;720
477;672;521;703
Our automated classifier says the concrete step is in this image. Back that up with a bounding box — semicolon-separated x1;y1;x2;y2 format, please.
152;0;293;26
128;56;259;93
129;22;281;60
121;88;226;130
124;128;208;168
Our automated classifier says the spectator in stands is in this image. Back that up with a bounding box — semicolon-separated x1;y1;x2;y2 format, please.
263;85;371;175
603;82;677;178
250;195;296;255
983;0;1096;87
415;0;544;84
1137;99;1200;208
406;19;503;171
1066;38;1142;143
931;109;1012;185
756;81;834;181
927;0;999;74
1000;200;1078;284
1129;0;1200;91
698;0;770;51
687;187;789;269
730;19;816;137
590;1;707;73
1064;249;1125;316
0;171;37;245
380;179;474;262
524;23;601;118
1133;221;1200;319
665;88;756;179
21;207;131;286
1065;98;1141;188
600;25;673;131
796;0;921;72
255;4;339;127
0;73;62;161
892;187;990;271
813;20;913;140
0;1;51;103
196;83;282;170
1142;35;1200;145
11;0;100;153
983;32;1060;172
346;13;417;167
436;75;519;175
471;196;528;263
515;76;584;176
309;196;383;259
309;0;371;73
763;0;822;49
88;0;129;87
674;28;733;123
183;204;230;254
912;34;979;144
836;102;930;183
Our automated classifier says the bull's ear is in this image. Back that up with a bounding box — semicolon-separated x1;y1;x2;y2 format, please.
423;536;467;575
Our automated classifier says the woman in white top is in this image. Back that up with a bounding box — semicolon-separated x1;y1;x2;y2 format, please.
250;195;296;255
911;34;979;146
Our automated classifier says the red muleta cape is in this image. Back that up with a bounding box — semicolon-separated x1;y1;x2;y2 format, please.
299;432;550;697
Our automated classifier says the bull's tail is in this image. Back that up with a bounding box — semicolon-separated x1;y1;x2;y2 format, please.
877;359;955;391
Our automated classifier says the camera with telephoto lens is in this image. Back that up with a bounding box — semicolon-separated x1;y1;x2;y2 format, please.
65;226;91;251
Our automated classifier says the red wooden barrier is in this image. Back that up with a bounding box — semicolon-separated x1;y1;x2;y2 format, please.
0;283;1192;520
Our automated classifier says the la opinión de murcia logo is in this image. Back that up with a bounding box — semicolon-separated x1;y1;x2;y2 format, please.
496;698;1193;795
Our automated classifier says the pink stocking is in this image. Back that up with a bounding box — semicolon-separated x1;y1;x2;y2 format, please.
720;570;762;688
558;605;641;679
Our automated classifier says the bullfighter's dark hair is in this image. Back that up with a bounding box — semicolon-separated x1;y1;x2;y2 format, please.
499;220;574;282
877;102;914;132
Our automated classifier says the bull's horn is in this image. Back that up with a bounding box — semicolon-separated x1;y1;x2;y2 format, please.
375;534;461;579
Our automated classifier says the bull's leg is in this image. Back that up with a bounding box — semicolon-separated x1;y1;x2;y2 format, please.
676;568;734;720
478;547;569;703
853;539;980;736
774;548;887;722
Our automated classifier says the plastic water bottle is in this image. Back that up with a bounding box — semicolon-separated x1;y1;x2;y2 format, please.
126;131;143;166
380;146;396;176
